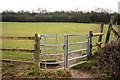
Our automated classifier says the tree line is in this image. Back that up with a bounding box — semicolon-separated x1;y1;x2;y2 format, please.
1;10;120;24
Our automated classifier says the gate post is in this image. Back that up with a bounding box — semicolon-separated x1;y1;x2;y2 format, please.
89;31;92;57
64;35;68;70
34;34;40;72
86;34;90;60
105;24;112;44
98;23;104;48
105;16;114;44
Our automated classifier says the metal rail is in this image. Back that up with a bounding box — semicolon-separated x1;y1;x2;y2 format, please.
68;41;87;45
68;55;87;61
40;44;64;47
38;34;89;70
68;48;87;53
68;61;87;68
40;34;86;37
40;61;64;65
40;53;64;56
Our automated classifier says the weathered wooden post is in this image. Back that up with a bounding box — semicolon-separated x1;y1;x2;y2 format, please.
105;24;112;44
89;31;92;57
34;34;40;72
105;16;114;44
98;23;104;48
110;16;114;25
108;16;120;39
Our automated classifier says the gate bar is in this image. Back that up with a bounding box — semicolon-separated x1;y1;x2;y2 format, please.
44;35;47;69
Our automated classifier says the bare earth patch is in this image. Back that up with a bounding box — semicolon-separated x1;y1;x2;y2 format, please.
70;69;95;78
2;61;95;78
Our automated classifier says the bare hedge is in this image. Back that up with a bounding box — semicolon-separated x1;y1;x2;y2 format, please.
94;39;120;78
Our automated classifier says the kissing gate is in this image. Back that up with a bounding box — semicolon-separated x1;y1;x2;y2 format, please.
33;34;90;70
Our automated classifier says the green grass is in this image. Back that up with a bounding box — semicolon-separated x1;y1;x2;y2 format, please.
2;22;105;49
2;22;101;36
2;51;33;61
1;22;119;61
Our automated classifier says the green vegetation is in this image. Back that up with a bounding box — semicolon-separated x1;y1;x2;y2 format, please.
2;22;103;36
2;10;120;25
25;69;71;78
2;51;33;61
1;22;120;78
1;22;119;61
72;59;96;70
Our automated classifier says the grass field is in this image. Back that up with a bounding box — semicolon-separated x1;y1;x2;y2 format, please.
2;22;102;36
1;22;119;61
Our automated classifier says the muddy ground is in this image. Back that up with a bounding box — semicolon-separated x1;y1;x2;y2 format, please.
2;61;96;79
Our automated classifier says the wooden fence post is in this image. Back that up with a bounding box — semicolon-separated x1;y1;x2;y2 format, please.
89;31;92;57
105;16;115;44
34;34;40;72
98;23;104;48
105;24;112;44
110;16;114;25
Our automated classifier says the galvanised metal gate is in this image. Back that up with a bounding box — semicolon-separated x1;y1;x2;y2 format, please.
39;34;90;70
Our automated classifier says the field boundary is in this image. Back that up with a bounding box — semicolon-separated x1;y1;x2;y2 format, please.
1;36;34;53
0;36;34;40
0;48;34;53
1;17;119;71
0;59;34;64
1;31;104;71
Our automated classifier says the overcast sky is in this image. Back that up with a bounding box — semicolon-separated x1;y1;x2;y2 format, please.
0;0;120;12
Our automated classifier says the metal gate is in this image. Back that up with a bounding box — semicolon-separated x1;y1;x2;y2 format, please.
39;34;90;70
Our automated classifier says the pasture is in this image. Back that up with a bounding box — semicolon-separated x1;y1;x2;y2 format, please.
1;22;119;61
2;22;104;36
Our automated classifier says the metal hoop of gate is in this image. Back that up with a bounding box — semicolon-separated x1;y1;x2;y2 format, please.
37;34;90;70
